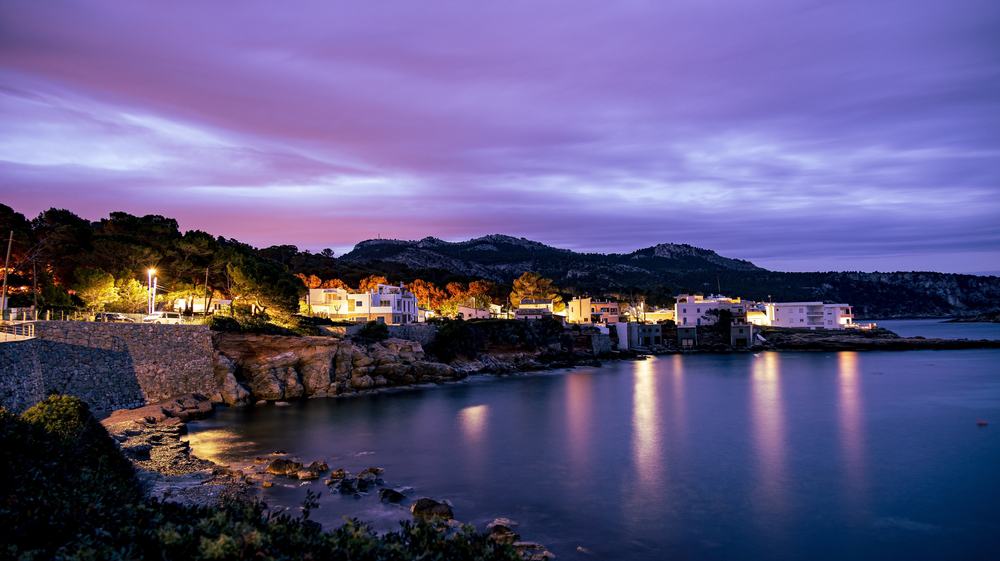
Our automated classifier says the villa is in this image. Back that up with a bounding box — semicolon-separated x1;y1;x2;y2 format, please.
307;283;418;324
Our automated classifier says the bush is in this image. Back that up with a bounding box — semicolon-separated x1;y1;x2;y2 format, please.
427;318;483;362
356;320;389;343
1;396;522;560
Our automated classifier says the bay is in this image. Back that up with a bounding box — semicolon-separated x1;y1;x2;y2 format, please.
875;318;1000;340
188;350;1000;560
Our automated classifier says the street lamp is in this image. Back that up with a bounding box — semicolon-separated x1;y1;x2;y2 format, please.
148;269;156;315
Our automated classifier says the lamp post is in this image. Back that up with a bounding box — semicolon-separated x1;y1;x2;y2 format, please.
147;269;156;315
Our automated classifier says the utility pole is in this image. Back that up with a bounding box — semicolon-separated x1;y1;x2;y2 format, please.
1;231;12;318
204;267;210;316
33;260;38;313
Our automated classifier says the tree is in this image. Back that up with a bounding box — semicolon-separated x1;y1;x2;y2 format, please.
358;275;388;293
108;277;148;313
408;279;447;310
321;278;350;290
510;271;563;310
72;268;117;312
295;273;323;289
227;253;305;316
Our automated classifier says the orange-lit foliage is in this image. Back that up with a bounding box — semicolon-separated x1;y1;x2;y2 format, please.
321;278;350;290
358;275;388;293
408;279;447;310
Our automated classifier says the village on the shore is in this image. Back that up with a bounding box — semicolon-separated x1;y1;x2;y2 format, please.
158;271;864;352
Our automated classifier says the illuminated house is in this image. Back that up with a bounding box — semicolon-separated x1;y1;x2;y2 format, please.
764;302;853;330
457;305;490;320
308;283;418;324
567;297;620;324
515;299;554;321
674;294;747;326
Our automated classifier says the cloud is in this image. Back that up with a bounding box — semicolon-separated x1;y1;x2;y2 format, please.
1;0;998;273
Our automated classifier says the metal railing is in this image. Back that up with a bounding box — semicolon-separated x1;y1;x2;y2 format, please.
0;322;34;342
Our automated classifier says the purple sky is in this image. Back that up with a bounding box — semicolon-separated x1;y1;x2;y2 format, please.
2;1;998;274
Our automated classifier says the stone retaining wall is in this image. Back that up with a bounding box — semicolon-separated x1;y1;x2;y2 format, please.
0;322;215;414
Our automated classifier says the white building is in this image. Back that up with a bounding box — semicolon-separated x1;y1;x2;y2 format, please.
307;283;418;324
457;305;490;320
764;302;853;330
674;294;747;326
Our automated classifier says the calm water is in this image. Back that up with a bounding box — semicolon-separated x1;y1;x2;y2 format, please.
188;351;1000;560
876;318;1000;340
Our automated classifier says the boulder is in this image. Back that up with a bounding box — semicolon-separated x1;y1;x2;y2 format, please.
266;459;303;476
307;460;328;472
489;525;520;544
336;478;357;494
410;498;454;520
296;467;320;480
379;488;405;503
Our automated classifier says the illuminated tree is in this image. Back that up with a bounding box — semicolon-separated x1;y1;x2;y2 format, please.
72;267;117;312
109;277;148;313
321;278;350;290
408;279;447;310
358;275;388;293
510;271;563;310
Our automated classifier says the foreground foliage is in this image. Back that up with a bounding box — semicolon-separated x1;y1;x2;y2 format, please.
1;396;520;561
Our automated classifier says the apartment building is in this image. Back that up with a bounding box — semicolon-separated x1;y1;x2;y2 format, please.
765;302;853;329
567;297;620;324
674;294;747;326
307;283;418;324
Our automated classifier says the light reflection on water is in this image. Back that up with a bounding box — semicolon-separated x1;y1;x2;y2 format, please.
750;352;787;514
838;352;867;507
188;350;1000;561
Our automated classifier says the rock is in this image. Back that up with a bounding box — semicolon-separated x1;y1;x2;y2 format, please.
489;525;520;544
410;497;454;520
265;459;302;476
360;467;384;476
253;457;268;464
336;478;357;494
296;467;320;480
262;480;273;488
328;468;346;480
379;488;405;503
307;460;328;472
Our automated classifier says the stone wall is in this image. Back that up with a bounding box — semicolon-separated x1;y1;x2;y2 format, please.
0;339;45;415
387;324;438;346
0;322;216;414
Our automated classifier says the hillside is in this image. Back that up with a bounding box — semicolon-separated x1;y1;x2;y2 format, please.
340;236;1000;319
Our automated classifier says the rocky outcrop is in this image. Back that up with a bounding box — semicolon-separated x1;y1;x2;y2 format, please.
212;334;465;405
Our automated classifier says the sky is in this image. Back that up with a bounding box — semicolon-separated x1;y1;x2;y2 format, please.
1;0;998;275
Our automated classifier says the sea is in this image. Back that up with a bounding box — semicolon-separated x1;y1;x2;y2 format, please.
187;320;1000;560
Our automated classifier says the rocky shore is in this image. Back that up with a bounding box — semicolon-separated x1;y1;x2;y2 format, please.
101;393;257;508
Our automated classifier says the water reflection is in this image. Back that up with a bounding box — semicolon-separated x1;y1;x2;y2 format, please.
838;352;867;503
566;373;593;470
750;353;787;510
458;404;489;443
184;428;252;465
633;359;662;486
670;355;687;438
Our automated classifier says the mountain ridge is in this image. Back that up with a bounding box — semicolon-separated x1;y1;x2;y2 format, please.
338;235;1000;318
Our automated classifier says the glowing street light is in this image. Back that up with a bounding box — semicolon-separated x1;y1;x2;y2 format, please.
147;269;157;315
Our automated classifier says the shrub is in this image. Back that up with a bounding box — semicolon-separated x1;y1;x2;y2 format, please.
356;320;389;342
427;318;483;362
